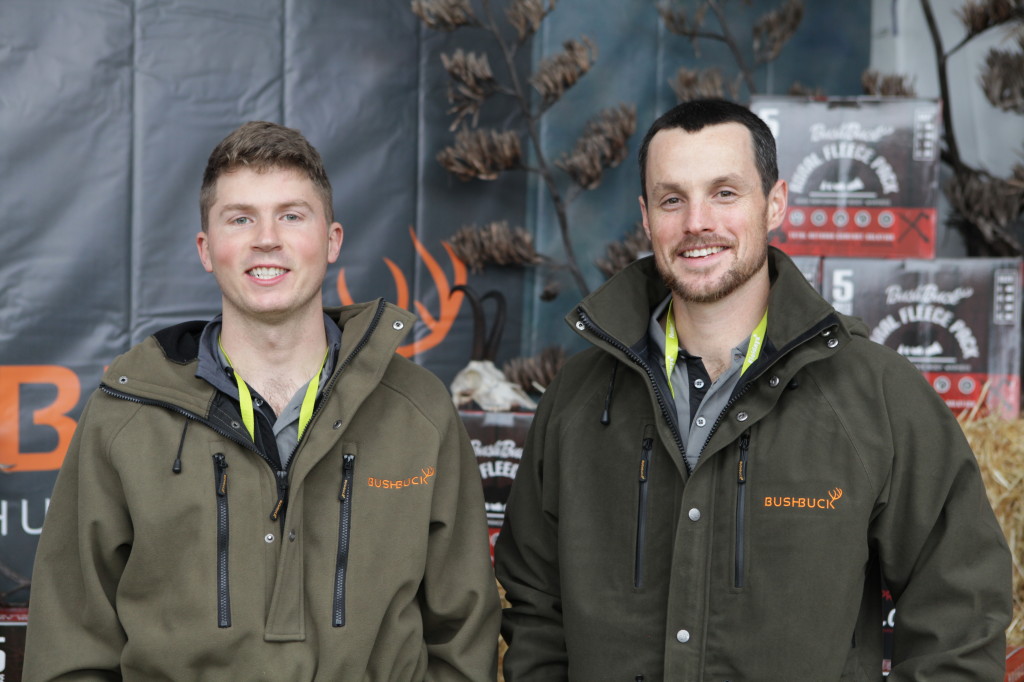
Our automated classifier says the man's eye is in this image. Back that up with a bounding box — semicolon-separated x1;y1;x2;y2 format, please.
718;190;736;198
663;197;680;205
282;213;300;221
232;216;252;225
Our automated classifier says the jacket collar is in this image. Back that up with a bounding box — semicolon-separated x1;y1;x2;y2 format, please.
570;247;855;357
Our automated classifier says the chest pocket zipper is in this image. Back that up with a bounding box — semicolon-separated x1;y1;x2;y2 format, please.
333;454;356;626
212;453;231;627
735;431;750;589
635;436;654;589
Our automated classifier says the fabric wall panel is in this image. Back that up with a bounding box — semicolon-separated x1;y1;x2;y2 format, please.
130;0;286;341
410;20;532;383
0;0;134;603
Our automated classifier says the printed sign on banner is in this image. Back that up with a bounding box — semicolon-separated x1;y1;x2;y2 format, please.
751;97;941;259
822;257;1022;418
0;607;28;682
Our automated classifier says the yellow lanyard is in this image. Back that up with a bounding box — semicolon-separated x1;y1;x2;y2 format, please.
664;301;768;398
218;337;328;442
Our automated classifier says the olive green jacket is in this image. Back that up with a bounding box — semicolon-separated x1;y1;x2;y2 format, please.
25;300;499;681
495;249;1010;681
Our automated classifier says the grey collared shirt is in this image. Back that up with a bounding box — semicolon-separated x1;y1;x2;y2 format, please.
196;313;340;469
648;296;749;471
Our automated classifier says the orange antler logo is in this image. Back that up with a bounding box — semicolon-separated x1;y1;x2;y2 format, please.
828;488;843;504
336;227;467;357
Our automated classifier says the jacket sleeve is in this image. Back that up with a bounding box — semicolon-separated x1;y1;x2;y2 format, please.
871;361;1012;680
421;399;501;682
493;371;569;681
23;395;132;680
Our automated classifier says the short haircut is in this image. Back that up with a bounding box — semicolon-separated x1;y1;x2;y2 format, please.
637;98;778;200
199;121;333;231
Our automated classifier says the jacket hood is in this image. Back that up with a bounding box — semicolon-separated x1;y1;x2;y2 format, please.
101;300;416;421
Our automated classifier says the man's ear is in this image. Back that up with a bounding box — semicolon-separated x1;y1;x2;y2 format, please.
765;179;788;234
327;222;343;264
196;230;214;273
639;196;652;240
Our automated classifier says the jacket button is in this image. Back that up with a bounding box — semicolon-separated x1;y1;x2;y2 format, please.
231;421;241;430
264;534;275;543
333;419;343;429
822;329;832;337
688;508;701;522
575;321;585;331
695;416;706;427
736;412;749;422
676;629;690;643
118;376;128;384
827;338;839;349
392;320;404;330
288;530;297;542
769;376;780;388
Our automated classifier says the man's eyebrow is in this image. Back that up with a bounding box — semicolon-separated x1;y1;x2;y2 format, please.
218;199;315;215
218;202;256;215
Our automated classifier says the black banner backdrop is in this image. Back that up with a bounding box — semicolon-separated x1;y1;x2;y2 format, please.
0;0;870;606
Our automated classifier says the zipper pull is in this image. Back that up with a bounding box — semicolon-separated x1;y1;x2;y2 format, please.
639;438;653;482
738;431;750;484
214;453;228;495
339;454;355;502
270;469;288;521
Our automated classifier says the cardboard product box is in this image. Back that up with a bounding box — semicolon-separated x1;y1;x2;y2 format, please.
459;410;534;561
790;255;822;292
821;257;1022;418
0;607;28;681
751;97;941;259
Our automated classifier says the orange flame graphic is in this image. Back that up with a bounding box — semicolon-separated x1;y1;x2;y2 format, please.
337;227;467;357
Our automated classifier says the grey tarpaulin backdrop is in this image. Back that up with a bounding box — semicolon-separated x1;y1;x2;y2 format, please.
0;0;869;602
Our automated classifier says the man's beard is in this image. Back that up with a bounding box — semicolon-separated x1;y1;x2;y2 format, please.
655;226;769;305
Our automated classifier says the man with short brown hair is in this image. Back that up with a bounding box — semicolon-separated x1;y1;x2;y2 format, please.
26;121;499;680
496;99;1011;680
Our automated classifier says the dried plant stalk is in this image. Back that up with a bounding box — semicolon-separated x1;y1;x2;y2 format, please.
503;346;566;394
787;81;826;97
671;66;725;101
861;69;918;97
752;0;804;64
449;221;544;272
946;168;1024;255
980;35;1024;114
530;37;597;106
658;2;711;46
555;104;637;190
596;223;652;279
957;0;1021;37
441;49;497;129
437;128;522;181
411;0;476;31
506;0;556;41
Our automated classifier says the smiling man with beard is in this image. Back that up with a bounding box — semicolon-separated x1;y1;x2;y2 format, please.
494;99;1010;680
24;121;499;681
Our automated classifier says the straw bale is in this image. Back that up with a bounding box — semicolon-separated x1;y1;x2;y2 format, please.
961;414;1024;646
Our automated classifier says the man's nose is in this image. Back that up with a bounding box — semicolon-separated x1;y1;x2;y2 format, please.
252;219;282;249
680;201;711;234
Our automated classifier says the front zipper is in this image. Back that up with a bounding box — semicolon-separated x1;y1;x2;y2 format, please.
735;431;750;588
576;309;689;471
333;453;356;627
212;453;231;627
273;299;388;527
635;437;654;589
